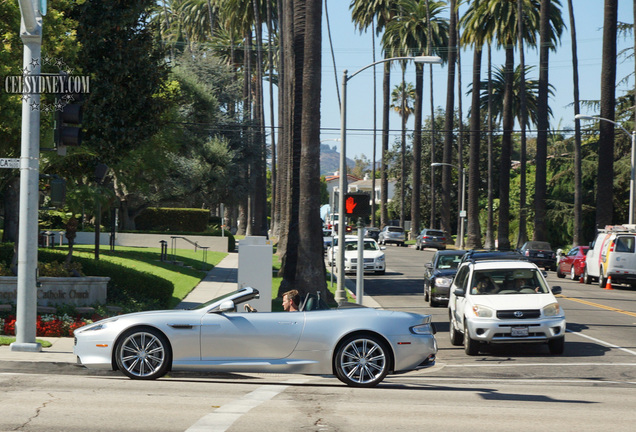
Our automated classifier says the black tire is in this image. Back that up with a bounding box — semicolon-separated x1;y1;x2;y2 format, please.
449;314;463;346
334;334;390;387
548;336;565;355
599;269;606;288
583;267;592;284
424;285;430;302
556;266;565;278
429;295;439;307
570;266;578;281
464;323;479;356
115;327;171;380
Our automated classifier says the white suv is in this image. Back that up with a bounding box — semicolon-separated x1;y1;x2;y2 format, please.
448;260;566;355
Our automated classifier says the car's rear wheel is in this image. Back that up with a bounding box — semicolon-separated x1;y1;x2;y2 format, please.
583;267;592;284
449;314;462;346
570;266;578;281
115;327;171;380
464;323;479;356
548;336;565;355
334;334;389;387
599;269;606;288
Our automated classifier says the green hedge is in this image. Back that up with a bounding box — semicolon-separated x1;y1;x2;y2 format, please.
135;208;209;232
37;250;174;310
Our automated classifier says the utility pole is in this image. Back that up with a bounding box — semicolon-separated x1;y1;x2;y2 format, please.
11;0;44;352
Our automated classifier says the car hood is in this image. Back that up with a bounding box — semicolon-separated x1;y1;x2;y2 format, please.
432;269;458;278
344;250;384;259
469;293;559;310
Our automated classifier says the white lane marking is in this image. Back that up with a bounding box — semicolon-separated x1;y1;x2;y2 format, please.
566;330;636;356
185;378;307;432
390;376;636;385
440;363;636;368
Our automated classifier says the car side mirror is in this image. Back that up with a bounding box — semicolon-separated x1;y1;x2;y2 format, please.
425;262;433;269
218;300;236;313
380;246;386;250
453;288;465;297
551;286;562;295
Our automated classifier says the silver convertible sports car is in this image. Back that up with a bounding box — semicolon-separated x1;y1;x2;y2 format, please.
74;287;438;387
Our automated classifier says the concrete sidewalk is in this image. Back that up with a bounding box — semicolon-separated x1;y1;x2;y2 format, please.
0;250;379;365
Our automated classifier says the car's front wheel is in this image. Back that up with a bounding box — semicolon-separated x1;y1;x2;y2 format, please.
599;269;606;288
115;327;171;380
556;265;565;278
334;334;390;387
464;323;479;355
449;314;463;346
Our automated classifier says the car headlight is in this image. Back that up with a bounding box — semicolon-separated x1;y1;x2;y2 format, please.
410;324;434;335
79;317;118;332
542;302;561;317
376;255;385;262
471;305;494;318
434;277;452;288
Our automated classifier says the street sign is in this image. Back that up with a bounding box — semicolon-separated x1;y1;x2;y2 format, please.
0;158;20;169
344;193;371;218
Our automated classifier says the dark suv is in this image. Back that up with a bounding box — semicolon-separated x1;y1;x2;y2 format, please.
519;241;557;271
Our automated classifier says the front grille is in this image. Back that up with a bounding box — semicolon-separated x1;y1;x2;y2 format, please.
364;258;374;263
496;309;540;319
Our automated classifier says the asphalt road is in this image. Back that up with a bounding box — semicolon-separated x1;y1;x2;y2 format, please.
2;245;635;431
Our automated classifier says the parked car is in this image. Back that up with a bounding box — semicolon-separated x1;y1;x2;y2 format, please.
415;229;447;250
365;227;380;241
556;246;589;280
73;287;437;387
448;259;565;355
519;241;557;271
323;228;334;253
342;238;386;274
584;226;636;287
459;249;527;265
378;226;405;246
424;250;466;307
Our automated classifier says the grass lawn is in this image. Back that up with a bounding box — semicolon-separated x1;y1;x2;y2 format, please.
0;336;52;347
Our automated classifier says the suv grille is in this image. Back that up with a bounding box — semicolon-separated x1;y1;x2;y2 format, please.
497;309;540;319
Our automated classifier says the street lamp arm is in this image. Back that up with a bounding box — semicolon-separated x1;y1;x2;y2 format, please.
347;56;442;81
574;114;632;137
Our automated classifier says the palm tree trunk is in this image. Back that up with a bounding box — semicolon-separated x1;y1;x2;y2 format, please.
467;45;483;249
567;0;582;246
252;0;267;236
411;63;424;237
441;0;457;241
533;0;550;242
497;45;514;250
485;44;495;249
267;0;278;237
596;0;617;229
380;61;391;227
400;66;407;229
517;0;528;247
296;0;327;297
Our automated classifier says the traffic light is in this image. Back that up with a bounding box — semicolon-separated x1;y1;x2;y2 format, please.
344;192;371;218
49;177;66;207
54;74;83;154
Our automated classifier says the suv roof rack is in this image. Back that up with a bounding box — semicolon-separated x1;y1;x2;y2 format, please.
600;225;636;233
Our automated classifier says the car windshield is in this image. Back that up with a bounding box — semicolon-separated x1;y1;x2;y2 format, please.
189;291;240;310
387;227;403;233
526;241;552;250
344;240;380;251
469;269;549;295
436;254;463;269
425;230;444;237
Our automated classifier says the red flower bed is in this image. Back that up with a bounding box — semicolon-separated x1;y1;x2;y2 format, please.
2;315;89;337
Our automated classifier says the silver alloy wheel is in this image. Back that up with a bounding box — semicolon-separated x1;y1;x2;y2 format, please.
570;266;577;280
337;337;387;387
117;330;167;379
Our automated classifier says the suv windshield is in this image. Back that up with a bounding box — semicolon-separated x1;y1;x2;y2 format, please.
526;241;552;250
470;268;549;295
387;227;404;233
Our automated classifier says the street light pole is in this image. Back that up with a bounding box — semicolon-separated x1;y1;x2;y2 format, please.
431;163;466;249
575;114;636;225
334;56;442;304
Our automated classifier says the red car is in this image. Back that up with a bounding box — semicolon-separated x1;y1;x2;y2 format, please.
557;246;589;280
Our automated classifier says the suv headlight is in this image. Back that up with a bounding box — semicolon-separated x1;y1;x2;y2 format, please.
471;305;494;318
542;302;561;317
434;277;452;288
376;255;385;262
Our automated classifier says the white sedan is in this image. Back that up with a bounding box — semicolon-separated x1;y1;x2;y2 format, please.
328;237;386;275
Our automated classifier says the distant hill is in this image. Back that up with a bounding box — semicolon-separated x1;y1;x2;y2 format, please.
320;144;355;176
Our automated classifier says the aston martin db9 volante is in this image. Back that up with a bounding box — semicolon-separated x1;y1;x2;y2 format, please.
74;287;437;387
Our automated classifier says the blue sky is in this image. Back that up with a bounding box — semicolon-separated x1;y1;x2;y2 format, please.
310;0;635;161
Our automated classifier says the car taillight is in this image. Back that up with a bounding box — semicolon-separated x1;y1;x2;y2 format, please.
525;251;530;256
609;241;615;252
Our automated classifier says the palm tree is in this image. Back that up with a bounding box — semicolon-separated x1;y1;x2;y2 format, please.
596;0;618;229
350;0;398;228
381;0;448;235
567;0;582;246
391;79;415;227
534;0;564;242
463;0;562;249
516;0;529;248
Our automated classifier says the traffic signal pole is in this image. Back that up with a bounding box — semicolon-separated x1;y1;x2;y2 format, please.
12;1;43;352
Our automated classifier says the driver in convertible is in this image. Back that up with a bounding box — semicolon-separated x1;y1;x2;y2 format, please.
245;289;300;312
